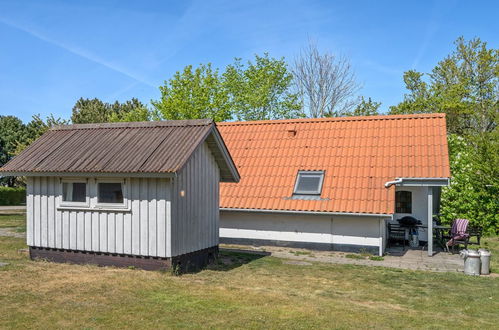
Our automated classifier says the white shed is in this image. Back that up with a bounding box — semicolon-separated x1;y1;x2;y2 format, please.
0;119;239;271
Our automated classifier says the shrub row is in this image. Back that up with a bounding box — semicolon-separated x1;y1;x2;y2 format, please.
0;186;26;205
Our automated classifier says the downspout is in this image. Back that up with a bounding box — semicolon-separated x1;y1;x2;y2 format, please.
384;178;403;188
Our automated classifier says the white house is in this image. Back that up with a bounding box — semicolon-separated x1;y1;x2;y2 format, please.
0;119;239;271
217;114;450;256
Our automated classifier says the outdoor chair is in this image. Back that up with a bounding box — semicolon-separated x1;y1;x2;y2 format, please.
467;225;482;246
387;223;406;250
446;218;469;253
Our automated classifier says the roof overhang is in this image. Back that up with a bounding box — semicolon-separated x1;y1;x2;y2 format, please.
0;171;176;178
384;177;450;188
221;207;391;218
205;126;240;183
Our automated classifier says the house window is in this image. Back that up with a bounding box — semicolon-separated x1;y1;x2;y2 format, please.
62;182;87;202
293;171;324;195
395;191;412;213
97;182;124;204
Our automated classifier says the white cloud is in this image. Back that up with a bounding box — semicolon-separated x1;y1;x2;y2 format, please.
0;17;157;88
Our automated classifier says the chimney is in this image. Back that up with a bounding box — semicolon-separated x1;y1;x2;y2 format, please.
286;124;297;137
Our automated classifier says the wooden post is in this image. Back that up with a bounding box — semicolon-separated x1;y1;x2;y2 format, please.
427;186;433;257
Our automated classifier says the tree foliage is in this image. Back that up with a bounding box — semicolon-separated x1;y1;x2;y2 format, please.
0;114;67;187
153;54;303;122
152;64;232;122
292;41;360;117
340;97;381;117
0;116;25;168
71;97;149;124
391;37;498;234
224;54;303;121
390;37;498;135
439;135;498;234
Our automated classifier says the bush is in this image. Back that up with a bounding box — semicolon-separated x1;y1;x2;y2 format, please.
0;186;26;205
440;135;499;235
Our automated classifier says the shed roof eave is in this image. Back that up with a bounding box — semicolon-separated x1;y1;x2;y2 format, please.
220;207;392;218
0;171;176;178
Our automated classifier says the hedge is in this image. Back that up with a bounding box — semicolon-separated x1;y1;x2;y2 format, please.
0;186;26;206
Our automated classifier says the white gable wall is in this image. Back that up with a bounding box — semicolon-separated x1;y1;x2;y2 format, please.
170;142;220;257
392;186;429;241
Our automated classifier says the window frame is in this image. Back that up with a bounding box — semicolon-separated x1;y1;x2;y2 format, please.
293;170;325;195
59;178;90;208
94;178;128;210
395;190;412;214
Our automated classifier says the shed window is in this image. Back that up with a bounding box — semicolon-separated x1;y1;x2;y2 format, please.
293;171;324;195
395;191;412;213
62;182;87;203
98;182;124;204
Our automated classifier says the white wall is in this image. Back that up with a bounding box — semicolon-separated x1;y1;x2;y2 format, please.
220;211;386;254
27;176;171;257
171;142;220;257
392;186;429;241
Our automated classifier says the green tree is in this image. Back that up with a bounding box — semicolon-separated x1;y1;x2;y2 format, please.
224;54;303;120
15;114;69;156
0;116;25;167
341;97;381;117
153;54;304;122
391;37;498;234
152;64;232;122
390;37;498;135
0;116;25;185
439;135;498;234
108;107;152;122
71;97;148;124
0;114;67;186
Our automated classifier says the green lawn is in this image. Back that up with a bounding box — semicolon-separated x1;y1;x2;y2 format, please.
1;213;498;329
0;213;26;232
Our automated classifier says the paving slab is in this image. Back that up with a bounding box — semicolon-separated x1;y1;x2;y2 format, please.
0;228;25;238
221;244;466;273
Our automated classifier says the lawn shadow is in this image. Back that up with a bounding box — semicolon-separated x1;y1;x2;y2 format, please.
208;248;270;272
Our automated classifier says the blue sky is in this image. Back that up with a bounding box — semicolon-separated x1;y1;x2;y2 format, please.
0;0;497;122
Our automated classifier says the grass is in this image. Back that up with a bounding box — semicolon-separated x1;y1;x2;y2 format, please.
481;236;499;272
345;253;365;260
0;213;26;231
1;213;498;329
290;250;312;256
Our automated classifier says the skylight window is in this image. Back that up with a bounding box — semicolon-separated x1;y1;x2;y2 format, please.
293;171;325;195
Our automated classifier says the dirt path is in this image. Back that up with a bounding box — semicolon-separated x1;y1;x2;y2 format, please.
0;228;24;238
0;205;26;213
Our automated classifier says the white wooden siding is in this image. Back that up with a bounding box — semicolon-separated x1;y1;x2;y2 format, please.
27;177;172;257
171;142;220;256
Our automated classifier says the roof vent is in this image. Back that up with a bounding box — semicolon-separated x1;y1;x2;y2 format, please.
286;124;297;137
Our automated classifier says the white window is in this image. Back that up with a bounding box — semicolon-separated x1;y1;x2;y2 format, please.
95;179;127;209
395;191;412;213
293;171;325;195
60;179;89;207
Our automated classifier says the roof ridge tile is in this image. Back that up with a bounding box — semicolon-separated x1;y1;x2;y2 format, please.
217;113;445;126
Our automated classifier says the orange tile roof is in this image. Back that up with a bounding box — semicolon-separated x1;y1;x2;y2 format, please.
217;113;450;215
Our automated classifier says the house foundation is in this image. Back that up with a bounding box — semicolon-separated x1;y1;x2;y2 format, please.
29;246;219;272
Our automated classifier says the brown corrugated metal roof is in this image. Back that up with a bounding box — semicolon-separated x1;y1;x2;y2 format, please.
0;119;239;182
217;113;450;214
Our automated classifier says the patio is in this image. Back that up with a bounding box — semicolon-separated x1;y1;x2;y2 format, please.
220;244;465;273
